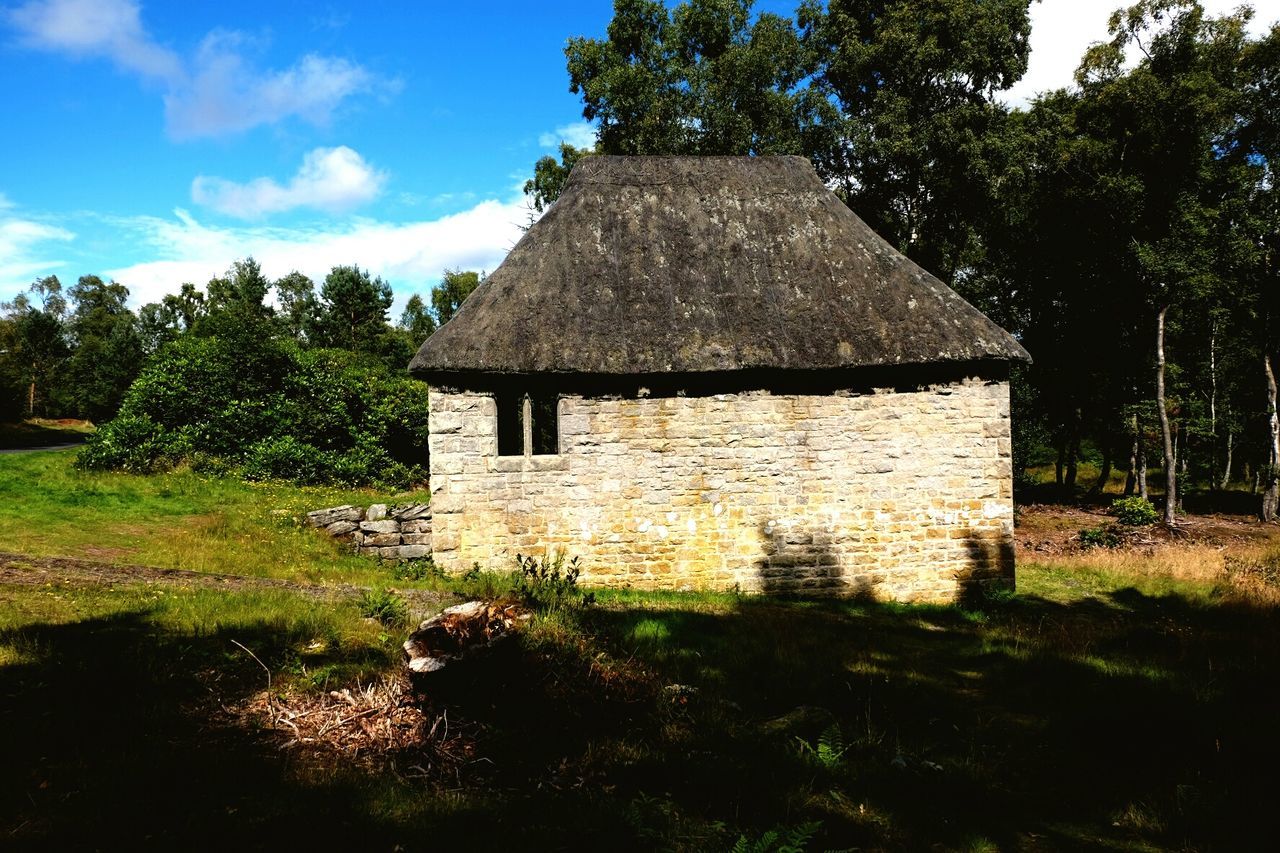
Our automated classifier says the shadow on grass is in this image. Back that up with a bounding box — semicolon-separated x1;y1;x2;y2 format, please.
1;612;388;848
578;589;1280;850
4;589;1280;850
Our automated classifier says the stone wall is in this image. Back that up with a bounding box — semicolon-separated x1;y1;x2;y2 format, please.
427;379;1014;602
306;503;432;560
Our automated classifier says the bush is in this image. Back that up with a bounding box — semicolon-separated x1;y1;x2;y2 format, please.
1111;496;1159;526
77;336;430;487
241;436;327;485
1079;525;1121;549
514;551;595;612
75;413;173;473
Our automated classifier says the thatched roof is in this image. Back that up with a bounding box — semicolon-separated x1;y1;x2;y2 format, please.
409;156;1029;381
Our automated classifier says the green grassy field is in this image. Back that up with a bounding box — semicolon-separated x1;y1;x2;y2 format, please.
1;453;1278;849
0;449;429;587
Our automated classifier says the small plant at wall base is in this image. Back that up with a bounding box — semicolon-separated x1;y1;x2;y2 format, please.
514;551;594;611
1111;496;1159;526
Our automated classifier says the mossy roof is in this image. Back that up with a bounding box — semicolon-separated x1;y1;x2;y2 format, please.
409;155;1029;379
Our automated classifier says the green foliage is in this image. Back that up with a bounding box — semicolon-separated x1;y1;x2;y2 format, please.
398;293;436;342
731;821;822;853
514;551;595;611
77;335;429;487
524;143;592;213
795;723;847;770
1079;525;1122;550
430;269;483;327
1111;496;1159;526
391;558;444;582
74;412;172;473
358;587;408;627
242;436;327;485
310;265;394;353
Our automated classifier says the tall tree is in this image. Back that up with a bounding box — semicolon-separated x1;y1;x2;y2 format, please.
431;269;484;327
2;276;69;416
399;294;437;342
311;265;394;353
1073;0;1257;522
65;275;143;422
274;271;317;342
567;0;821;157
798;0;1033;282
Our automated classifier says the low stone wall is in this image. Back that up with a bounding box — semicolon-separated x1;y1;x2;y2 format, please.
306;503;432;560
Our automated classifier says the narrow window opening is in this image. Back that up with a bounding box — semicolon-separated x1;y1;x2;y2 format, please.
496;392;523;456
530;394;559;455
495;392;559;457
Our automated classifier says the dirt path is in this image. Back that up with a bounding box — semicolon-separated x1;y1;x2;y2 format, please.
0;551;454;609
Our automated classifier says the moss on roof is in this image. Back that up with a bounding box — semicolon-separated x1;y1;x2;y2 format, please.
410;155;1029;379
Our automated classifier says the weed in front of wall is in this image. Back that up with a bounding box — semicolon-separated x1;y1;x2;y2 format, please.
358;588;407;627
514;550;595;612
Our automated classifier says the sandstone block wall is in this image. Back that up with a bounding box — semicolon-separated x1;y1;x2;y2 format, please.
427;380;1014;602
306;503;432;560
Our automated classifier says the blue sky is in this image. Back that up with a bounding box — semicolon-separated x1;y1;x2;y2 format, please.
1;0;1275;312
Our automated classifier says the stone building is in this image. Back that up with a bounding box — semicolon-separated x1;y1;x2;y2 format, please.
409;156;1030;601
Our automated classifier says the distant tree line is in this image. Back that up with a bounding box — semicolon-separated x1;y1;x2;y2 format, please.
0;261;483;423
530;0;1280;520
0;260;482;486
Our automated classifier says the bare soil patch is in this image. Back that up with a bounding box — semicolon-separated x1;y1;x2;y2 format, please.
1015;502;1280;558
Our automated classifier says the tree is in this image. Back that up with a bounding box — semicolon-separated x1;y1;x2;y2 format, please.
524;143;593;214
1072;0;1257;522
274;271;317;342
311;265;394;353
431;269;483;327
198;257;274;339
797;0;1033;282
399;294;436;342
65;275;143;422
161;283;205;332
2;276;69;416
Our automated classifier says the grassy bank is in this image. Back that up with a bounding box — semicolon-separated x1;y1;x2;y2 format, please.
0;449;427;587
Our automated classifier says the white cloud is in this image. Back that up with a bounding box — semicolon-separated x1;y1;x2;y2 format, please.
6;0;392;138
0;201;75;299
103;195;536;309
7;0;182;81
1003;0;1278;107
165;32;384;139
192;146;387;219
538;121;596;150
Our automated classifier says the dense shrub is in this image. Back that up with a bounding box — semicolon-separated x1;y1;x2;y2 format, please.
1111;496;1159;526
76;335;428;486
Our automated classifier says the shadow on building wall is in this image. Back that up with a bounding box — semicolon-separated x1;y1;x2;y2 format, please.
753;521;1014;604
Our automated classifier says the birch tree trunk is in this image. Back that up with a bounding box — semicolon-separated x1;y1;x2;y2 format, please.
1156;305;1177;524
1220;431;1233;490
1263;352;1279;522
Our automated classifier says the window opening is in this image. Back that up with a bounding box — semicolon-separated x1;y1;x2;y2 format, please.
496;392;523;457
496;392;559;457
530;394;559;455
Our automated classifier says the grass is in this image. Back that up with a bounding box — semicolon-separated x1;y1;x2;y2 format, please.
2;455;1279;848
0;449;429;587
3;555;1278;849
0;418;94;449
